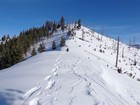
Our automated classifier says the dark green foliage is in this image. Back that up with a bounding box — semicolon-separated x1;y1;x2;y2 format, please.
52;41;56;50
0;37;24;69
52;22;57;32
46;21;53;31
1;35;6;41
60;37;65;47
61;16;65;31
31;48;37;56
0;17;67;70
38;43;45;53
67;30;72;36
0;20;54;70
57;23;61;29
77;19;81;29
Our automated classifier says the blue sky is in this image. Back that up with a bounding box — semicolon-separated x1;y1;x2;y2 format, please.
0;0;140;44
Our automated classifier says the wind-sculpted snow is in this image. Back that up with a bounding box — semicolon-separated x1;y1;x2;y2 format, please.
0;26;140;105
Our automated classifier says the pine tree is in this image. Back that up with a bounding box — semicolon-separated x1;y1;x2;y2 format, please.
61;16;65;31
38;43;45;53
60;37;65;47
77;19;81;29
31;48;37;56
52;41;56;50
52;22;57;33
2;35;6;42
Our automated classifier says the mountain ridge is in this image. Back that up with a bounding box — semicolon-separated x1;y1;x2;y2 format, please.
0;25;140;105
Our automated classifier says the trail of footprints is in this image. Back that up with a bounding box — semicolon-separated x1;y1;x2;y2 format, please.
23;56;62;105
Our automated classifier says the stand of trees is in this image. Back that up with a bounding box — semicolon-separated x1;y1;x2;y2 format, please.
0;17;66;70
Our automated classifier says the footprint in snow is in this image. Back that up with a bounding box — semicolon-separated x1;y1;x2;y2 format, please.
24;86;41;98
44;76;52;81
28;98;42;105
53;72;58;76
45;81;55;89
52;68;57;73
54;61;61;66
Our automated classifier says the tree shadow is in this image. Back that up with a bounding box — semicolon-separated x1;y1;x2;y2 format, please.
0;89;24;105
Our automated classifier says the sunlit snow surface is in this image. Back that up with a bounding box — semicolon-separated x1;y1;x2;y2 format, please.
0;26;140;105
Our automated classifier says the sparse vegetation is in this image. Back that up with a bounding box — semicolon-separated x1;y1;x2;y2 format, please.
31;48;37;56
38;43;45;53
52;41;56;50
117;68;122;73
60;37;65;47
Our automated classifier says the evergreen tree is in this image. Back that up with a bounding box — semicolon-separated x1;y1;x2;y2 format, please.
77;19;81;29
2;35;6;42
31;48;37;56
52;41;56;50
0;20;61;69
61;16;65;31
60;37;65;47
38;43;45;53
52;22;57;33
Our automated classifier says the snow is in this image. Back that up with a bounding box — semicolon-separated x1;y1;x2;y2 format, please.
44;76;52;81
23;86;41;100
29;98;41;105
45;81;55;89
0;25;140;105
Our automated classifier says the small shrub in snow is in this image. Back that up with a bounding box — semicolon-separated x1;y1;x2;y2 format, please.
128;73;133;77
133;60;137;66
66;48;69;52
52;41;56;50
94;48;96;51
67;30;72;36
60;37;65;47
117;68;122;73
99;49;103;53
137;78;140;82
103;47;106;49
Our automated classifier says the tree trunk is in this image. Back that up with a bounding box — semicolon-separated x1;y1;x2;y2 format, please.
115;36;119;67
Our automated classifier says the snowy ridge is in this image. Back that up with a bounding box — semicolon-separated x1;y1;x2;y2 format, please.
0;26;140;105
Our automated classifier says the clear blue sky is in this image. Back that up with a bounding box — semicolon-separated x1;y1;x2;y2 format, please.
0;0;140;44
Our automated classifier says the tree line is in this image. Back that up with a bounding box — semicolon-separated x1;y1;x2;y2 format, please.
0;16;66;69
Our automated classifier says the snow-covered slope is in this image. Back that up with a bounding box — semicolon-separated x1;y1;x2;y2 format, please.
0;26;140;105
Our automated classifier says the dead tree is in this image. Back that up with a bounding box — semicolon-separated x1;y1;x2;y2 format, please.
82;29;85;40
115;36;120;67
101;26;104;41
122;47;124;58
